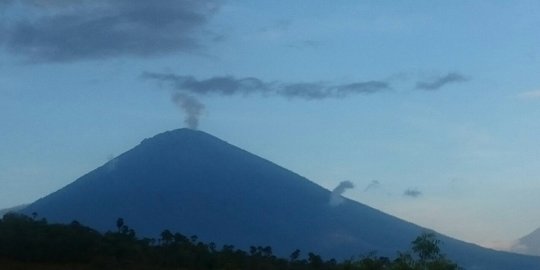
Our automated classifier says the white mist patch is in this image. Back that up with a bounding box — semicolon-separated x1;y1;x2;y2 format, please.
329;180;354;206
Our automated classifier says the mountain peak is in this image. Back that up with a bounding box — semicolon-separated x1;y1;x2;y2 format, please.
146;128;209;139
140;128;220;147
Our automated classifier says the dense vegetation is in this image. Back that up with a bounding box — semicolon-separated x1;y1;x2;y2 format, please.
0;213;461;270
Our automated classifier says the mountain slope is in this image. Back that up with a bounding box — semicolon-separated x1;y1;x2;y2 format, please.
22;129;540;269
512;228;540;256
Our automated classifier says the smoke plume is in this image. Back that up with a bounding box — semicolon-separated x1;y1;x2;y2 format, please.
172;93;205;129
329;180;354;206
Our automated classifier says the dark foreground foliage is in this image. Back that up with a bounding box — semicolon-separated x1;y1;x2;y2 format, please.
0;213;461;270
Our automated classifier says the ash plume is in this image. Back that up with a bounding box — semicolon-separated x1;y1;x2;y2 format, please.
172;93;204;129
329;180;354;206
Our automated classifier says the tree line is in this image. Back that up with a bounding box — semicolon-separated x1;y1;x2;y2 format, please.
0;213;461;269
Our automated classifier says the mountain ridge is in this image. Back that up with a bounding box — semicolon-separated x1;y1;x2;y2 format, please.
0;204;28;217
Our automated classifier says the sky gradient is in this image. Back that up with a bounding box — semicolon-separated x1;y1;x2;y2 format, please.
1;0;540;251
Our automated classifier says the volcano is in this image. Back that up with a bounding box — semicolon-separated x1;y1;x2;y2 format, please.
21;129;540;269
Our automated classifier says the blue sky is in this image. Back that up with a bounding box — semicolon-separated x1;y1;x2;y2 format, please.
1;0;540;250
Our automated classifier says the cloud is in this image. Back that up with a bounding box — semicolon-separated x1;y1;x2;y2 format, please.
415;72;469;90
0;0;220;62
142;73;391;100
363;180;380;192
518;90;540;100
329;180;354;206
143;73;270;96
142;71;463;128
403;188;422;198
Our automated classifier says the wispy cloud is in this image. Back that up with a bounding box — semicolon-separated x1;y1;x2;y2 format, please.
143;73;391;129
416;72;469;90
142;73;391;100
143;71;468;128
364;180;381;192
0;0;220;62
403;188;422;198
518;90;540;100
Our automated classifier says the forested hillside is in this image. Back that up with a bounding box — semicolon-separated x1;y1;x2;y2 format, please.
0;213;459;270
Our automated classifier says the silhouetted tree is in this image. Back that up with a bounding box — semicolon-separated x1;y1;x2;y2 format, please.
160;229;174;245
290;249;301;262
394;232;461;270
116;218;124;232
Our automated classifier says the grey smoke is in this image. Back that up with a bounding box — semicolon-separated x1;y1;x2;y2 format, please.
0;0;220;62
364;180;380;192
416;72;469;90
329;180;355;206
142;73;390;100
403;188;422;198
172;93;204;129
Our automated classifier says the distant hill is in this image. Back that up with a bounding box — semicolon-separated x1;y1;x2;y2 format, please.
21;129;540;269
512;228;540;256
0;204;28;217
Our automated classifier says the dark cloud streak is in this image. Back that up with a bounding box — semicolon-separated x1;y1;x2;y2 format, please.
403;189;422;198
415;72;469;90
142;72;391;100
143;72;390;128
0;0;219;62
143;71;469;128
